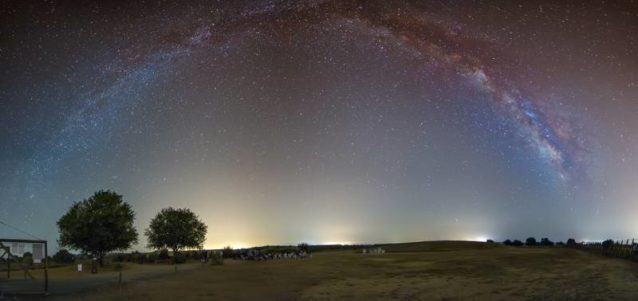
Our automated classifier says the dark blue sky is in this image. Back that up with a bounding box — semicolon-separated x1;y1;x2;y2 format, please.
1;1;637;249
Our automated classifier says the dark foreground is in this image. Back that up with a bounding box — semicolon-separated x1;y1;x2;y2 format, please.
4;241;638;300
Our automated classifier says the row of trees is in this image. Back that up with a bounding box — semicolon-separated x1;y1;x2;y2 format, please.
499;237;579;247
57;190;207;267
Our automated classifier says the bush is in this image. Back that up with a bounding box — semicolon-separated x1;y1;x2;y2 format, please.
486;239;494;243
114;253;126;262
22;252;33;266
556;241;565;246
525;237;537;246
512;240;524;247
52;249;75;264
145;252;159;263
602;239;614;249
209;252;224;265
503;239;512;246
566;238;577;246
298;243;310;252
158;249;170;260
173;252;187;264
540;238;554;246
129;251;144;264
222;246;235;258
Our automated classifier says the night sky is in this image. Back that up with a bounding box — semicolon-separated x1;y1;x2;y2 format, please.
1;1;637;250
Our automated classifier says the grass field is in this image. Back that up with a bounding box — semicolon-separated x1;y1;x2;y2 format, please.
6;241;638;300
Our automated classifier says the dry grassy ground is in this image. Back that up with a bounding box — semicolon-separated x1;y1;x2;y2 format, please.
7;241;638;300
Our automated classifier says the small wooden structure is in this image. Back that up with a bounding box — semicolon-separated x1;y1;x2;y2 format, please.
0;238;49;295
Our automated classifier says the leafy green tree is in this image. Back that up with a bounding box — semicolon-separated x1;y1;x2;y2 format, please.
145;207;207;261
525;237;537;246
57;190;138;267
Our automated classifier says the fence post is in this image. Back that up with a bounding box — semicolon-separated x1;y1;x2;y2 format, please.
44;241;48;294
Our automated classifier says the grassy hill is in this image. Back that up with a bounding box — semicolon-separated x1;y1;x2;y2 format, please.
15;240;638;300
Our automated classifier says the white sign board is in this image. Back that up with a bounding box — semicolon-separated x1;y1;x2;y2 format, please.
32;243;44;263
11;242;25;255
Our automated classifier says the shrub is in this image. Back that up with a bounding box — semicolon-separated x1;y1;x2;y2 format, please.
486;239;495;243
222;246;235;258
130;251;144;264
52;249;75;264
503;239;512;246
566;238;577;246
173;252;187;264
525;237;537;246
158;249;170;260
298;242;310;252
602;239;614;249
512;240;524;247
209;252;224;265
556;241;565;246
22;252;33;266
114;253;126;262
540;238;554;246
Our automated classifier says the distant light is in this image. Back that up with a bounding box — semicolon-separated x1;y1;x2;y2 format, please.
469;236;489;242
322;241;353;245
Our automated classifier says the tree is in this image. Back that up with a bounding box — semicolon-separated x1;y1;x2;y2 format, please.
540;238;554;246
145;207;207;261
512;240;524;247
566;238;577;246
503;239;512;246
52;249;75;264
57;190;138;267
602;239;614;249
22;252;33;266
525;237;537;246
298;242;310;252
222;246;235;258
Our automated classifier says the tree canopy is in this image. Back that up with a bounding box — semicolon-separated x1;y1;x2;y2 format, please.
145;207;207;254
57;190;138;266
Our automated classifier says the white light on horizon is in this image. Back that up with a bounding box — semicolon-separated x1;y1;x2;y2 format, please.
322;241;354;245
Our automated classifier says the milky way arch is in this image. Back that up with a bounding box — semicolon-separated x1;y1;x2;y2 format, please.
27;0;588;199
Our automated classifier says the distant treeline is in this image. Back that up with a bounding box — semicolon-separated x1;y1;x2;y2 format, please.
494;237;638;262
496;237;576;247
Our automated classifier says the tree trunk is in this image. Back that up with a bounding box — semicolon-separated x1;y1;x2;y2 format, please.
172;247;178;264
99;253;104;267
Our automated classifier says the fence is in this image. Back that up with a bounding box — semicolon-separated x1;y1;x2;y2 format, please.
575;239;638;261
